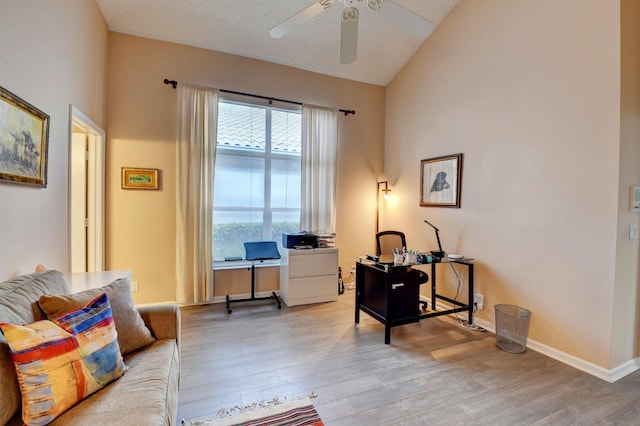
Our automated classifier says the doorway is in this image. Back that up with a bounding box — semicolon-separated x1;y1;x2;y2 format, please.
69;105;105;273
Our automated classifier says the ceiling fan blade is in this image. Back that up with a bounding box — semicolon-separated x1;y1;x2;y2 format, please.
376;0;435;39
340;7;358;64
269;1;333;39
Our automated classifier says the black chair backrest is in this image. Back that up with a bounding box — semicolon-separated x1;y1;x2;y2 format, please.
376;231;406;256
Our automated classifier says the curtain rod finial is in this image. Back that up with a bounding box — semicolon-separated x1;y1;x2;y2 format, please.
163;79;178;89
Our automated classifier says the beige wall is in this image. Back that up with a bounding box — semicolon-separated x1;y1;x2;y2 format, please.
0;1;108;279
385;0;625;370
105;33;385;304
614;0;640;364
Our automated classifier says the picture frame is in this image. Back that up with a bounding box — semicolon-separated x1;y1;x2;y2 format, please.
121;167;160;190
420;153;463;208
0;86;50;187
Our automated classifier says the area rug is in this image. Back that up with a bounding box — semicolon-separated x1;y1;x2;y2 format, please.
182;394;323;426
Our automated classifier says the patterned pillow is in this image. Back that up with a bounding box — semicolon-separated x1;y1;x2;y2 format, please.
0;293;126;425
39;278;155;355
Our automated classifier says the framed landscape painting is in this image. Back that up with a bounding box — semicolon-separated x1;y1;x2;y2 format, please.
0;86;50;187
420;153;463;208
121;167;160;190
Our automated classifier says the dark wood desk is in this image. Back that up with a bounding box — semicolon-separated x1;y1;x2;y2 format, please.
355;259;423;344
355;256;474;344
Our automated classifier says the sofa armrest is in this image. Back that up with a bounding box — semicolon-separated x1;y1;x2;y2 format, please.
137;304;181;351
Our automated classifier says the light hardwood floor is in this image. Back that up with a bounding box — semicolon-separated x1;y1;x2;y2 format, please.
177;291;640;425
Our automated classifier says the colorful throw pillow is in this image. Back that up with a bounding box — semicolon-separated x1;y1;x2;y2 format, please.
38;277;155;355
0;293;126;425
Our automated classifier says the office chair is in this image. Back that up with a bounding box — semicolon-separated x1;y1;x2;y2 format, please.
376;230;406;256
375;230;429;311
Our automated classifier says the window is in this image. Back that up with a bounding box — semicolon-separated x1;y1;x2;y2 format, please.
212;99;301;260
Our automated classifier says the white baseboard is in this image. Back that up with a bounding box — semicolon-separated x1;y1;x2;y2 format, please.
422;297;640;383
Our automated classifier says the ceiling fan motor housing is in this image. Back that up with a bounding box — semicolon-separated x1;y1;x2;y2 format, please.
342;7;358;22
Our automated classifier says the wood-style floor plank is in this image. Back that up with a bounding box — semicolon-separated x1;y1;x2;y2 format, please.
177;291;640;425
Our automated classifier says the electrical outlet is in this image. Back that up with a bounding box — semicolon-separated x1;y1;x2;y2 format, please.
474;293;484;310
131;281;139;292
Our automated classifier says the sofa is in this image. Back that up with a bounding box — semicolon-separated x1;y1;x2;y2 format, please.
0;270;180;425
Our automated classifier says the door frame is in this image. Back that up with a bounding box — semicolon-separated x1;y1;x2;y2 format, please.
68;105;105;272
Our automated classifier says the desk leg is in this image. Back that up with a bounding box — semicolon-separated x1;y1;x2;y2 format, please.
431;262;437;311
468;263;474;325
355;265;361;324
250;265;256;299
385;325;391;344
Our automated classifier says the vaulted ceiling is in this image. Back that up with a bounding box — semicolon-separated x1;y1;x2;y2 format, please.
96;0;459;86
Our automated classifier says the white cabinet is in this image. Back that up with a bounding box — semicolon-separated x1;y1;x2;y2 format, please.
280;248;338;307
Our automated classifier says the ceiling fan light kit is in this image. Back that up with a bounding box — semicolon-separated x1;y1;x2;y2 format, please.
270;0;435;64
367;0;383;12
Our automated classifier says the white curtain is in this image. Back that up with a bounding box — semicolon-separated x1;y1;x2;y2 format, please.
176;84;219;304
300;105;338;233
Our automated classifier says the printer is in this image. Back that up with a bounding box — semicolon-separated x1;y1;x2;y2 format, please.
282;232;318;249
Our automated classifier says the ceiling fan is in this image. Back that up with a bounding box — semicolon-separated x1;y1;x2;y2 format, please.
269;0;435;64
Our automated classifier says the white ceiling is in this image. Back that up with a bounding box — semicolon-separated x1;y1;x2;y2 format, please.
96;0;459;86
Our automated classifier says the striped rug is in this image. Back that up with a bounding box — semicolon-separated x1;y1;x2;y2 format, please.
183;397;323;426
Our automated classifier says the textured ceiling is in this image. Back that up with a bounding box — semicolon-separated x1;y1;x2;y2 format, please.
96;0;459;86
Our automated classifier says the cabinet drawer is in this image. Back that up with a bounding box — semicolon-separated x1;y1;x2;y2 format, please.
289;275;337;299
289;253;337;278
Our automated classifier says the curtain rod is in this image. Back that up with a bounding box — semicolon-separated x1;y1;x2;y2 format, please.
163;79;355;116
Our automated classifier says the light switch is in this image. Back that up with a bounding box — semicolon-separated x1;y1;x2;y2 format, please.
631;186;640;212
630;225;638;240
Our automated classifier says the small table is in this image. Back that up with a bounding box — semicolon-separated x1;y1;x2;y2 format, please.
224;241;282;314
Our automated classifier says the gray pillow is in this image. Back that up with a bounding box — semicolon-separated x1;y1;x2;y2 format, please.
38;277;155;355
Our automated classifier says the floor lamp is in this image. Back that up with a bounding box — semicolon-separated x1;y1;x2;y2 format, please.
375;181;391;234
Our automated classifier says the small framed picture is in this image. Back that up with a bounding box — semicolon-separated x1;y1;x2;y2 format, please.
121;167;160;190
0;86;50;187
420;153;463;208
